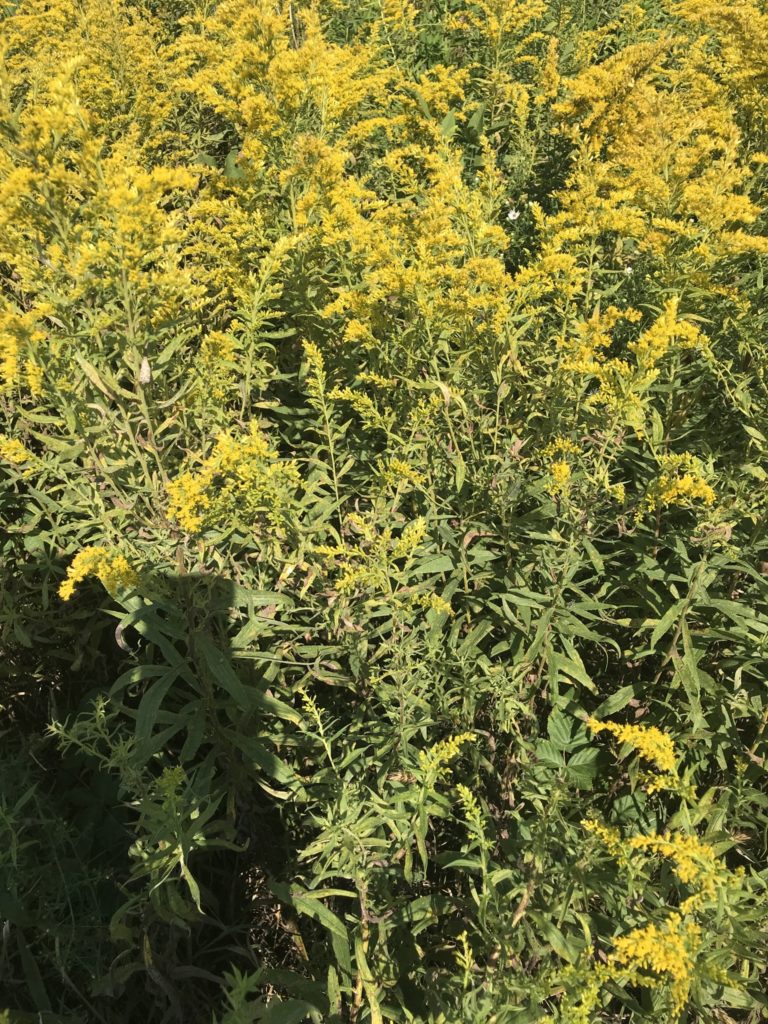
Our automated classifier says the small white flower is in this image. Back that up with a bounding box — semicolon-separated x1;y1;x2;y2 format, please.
624;265;633;276
506;208;521;222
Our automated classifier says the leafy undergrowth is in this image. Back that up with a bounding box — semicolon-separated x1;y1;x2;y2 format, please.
1;0;768;1021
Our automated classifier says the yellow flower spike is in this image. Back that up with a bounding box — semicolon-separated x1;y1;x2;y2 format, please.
302;340;327;408
542;437;580;497
547;459;572;496
0;435;34;468
382;457;425;491
166;425;300;535
609;913;702;1016
392;518;426;559
629;298;706;369
59;547;139;602
414;593;454;617
418;733;476;783
543;436;580;460
627;831;719;898
643;452;716;513
582;817;623;857
587;716;677;775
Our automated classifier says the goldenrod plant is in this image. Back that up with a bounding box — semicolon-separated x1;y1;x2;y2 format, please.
1;0;767;1020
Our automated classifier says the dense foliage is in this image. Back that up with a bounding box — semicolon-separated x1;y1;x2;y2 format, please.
2;0;768;1020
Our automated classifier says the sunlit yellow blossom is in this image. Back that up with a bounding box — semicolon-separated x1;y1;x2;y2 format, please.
418;733;475;783
628;831;718;899
59;547;139;601
543;436;580;459
547;459;571;495
321;514;429;598
587;716;677;774
328;386;389;432
610;913;701;1016
0;435;33;466
415;593;454;617
644;452;716;512
392;518;427;558
582;817;623;856
383;457;425;490
455;783;483;831
630;298;706;368
167;425;300;535
195;331;239;402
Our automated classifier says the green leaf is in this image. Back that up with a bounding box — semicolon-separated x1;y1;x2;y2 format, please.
16;930;52;1012
649;600;684;649
567;748;601;789
547;710;573;750
595;686;636;717
411;554;453;575
196;632;302;724
440;110;457;138
226;731;298;786
134;667;182;753
224;147;245;180
259;1000;321;1024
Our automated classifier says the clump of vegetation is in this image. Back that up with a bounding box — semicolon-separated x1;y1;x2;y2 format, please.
2;0;768;1020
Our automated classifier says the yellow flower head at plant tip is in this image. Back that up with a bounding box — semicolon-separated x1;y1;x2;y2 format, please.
643;452;716;514
455;782;483;831
414;592;454;617
0;435;33;468
418;732;476;782
382;456;425;491
609;912;702;1016
543;437;579;496
166;424;301;535
628;830;719;899
587;716;677;775
59;547;139;601
547;459;571;496
543;436;580;460
582;817;623;856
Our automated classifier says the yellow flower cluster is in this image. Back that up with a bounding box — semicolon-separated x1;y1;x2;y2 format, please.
328;386;389;433
194;331;240;404
547;28;768;265
562;306;640;375
575;816;740;1018
644;452;716;513
166;425;301;535
585;820;719;899
629;298;706;369
302;341;328;410
553;913;702;1019
610;913;702;1016
418;733;475;784
543;437;580;497
558;301;712;437
322;515;428;597
0;435;33;467
455;782;484;837
59;547;139;602
629;832;718;903
0;304;51;393
382;457;425;491
678;1;768;98
586;716;677;774
392;518;427;559
608;481;626;504
547;460;571;495
414;593;454;617
542;437;580;459
581;817;623;857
